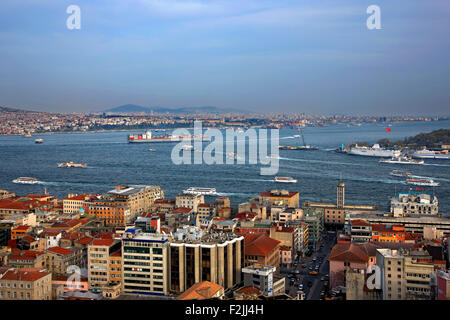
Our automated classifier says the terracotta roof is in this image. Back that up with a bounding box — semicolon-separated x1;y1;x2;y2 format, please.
177;281;223;300
244;234;281;256
76;237;93;245
47;246;74;256
172;207;192;214
61;232;84;240
260;191;298;198
198;203;212;208
12;225;31;231
235;286;261;295
329;242;381;263
1;269;49;281
91;239;115;246
235;212;258;221
351;219;371;227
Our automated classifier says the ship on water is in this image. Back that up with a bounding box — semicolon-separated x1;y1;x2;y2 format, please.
380;156;424;165
128;130;210;143
12;177;39;184
274;176;297;183
406;178;440;187
58;161;87;168
348;144;401;157
183;187;217;196
390;170;412;178
412;148;450;159
35;138;43;144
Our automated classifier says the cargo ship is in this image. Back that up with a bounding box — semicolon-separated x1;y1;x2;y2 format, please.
275;176;297;183
348;144;401;157
128;130;210;143
183;187;217;195
412;148;450;159
12;177;39;184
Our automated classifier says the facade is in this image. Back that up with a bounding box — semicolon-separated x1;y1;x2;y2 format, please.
169;226;244;294
244;234;280;270
437;270;450;300
175;194;205;212
63;193;98;214
45;246;83;275
121;229;170;296
390;192;438;216
242;264;284;296
350;219;372;243
88;239;121;290
0;268;52;300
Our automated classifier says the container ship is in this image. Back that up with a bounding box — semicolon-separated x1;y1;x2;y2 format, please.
128;130;210;143
348;144;401;157
412;148;450;159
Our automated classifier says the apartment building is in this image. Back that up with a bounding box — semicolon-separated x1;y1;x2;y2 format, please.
169;226;244;294
175;194;204;212
45;246;83;275
0;268;52;300
121;229;170;296
88;239;121;290
244;234;280;271
63;193;99;214
259;190;300;208
242;264;285;297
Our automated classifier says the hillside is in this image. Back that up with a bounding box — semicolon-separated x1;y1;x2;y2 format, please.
103;104;244;114
376;129;450;148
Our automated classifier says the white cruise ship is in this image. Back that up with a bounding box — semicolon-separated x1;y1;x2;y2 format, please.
183;187;217;196
380;156;424;165
275;176;297;183
406;178;440;187
348;144;401;157
12;177;39;184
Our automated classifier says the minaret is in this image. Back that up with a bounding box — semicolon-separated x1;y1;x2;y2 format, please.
337;181;345;208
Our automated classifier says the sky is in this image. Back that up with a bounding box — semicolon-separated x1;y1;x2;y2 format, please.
0;0;449;116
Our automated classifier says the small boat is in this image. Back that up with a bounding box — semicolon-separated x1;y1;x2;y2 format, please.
181;145;194;151
275;176;297;183
183;187;217;195
227;152;238;159
35;138;43;144
380;156;424;165
57;161;87;168
406;178;439;187
148;148;156;152
12;177;39;184
390;170;412;178
412;148;450;160
24;133;32;138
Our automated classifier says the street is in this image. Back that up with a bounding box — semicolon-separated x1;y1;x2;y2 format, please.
281;231;336;300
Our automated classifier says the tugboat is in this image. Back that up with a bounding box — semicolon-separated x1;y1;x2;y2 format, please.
57;161;87;168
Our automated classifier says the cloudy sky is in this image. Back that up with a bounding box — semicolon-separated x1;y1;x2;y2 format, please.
0;0;449;115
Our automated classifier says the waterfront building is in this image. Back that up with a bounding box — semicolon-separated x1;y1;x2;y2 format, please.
0;190;15;200
175;193;204;212
390;192;438;216
63;193;99;214
259;190;300;208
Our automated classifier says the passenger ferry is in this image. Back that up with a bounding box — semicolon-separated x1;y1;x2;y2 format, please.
128;130;210;143
12;177;39;184
380;156;424;165
412;148;450;159
57;161;87;168
390;170;412;178
275;176;297;183
181;145;195;151
348;144;401;157
406;178;440;187
35;138;43;144
183;187;217;196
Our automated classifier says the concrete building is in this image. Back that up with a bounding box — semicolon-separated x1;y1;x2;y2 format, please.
175;194;205;212
350;219;372;243
45;246;83;275
259;190;300;208
169;226;244;294
241;264;285;296
390;192;438;216
63;193;99;214
437;270;450;300
0;268;52;300
121;229;170;296
88;239;121;290
243;234;280;270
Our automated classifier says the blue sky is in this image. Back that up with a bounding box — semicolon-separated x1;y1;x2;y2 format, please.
0;0;449;115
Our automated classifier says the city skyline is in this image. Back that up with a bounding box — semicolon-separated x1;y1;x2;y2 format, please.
1;0;450;116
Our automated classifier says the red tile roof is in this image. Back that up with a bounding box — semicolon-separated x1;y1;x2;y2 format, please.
91;239;115;246
76;237;94;245
329;242;380;263
260;191;298;198
177;281;223;300
47;246;74;256
172;207;193;214
12;225;31;231
244;234;281;256
1;269;49;281
235;286;261;295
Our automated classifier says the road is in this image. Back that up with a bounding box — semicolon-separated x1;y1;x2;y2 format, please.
281;231;336;300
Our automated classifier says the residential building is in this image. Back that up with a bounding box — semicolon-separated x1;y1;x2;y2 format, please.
45;246;83;275
241;264;285;296
175;194;204;212
88;239;121;290
177;281;224;300
0;268;52;300
259;190;300;208
244;234;280;270
390;192;438;217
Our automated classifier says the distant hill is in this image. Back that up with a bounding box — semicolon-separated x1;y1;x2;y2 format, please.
0;106;38;113
103;104;245;114
376;129;450;148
